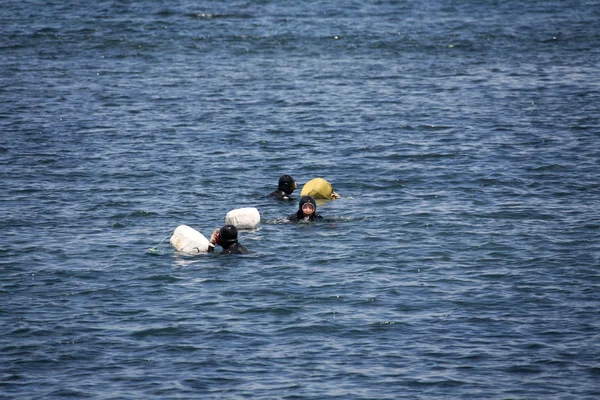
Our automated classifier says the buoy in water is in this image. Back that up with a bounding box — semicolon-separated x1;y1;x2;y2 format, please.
170;225;210;254
300;178;341;200
225;207;260;229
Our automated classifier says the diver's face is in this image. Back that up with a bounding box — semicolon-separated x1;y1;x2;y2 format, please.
301;202;315;216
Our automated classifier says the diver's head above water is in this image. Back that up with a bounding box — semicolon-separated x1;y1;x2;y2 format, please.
278;175;297;195
298;195;317;218
218;224;238;248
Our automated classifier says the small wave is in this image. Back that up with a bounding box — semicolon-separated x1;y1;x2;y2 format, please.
141;274;183;283
527;164;566;171
262;218;293;225
131;326;186;339
189;12;253;20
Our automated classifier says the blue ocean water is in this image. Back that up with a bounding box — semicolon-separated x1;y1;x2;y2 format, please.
1;0;600;398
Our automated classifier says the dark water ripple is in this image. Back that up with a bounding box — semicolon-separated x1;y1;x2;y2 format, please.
2;0;600;399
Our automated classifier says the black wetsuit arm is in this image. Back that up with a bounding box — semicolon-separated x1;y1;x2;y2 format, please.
287;212;300;223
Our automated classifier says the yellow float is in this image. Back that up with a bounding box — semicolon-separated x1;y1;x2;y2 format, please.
300;178;341;200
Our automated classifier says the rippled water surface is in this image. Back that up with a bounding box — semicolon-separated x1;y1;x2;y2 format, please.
2;0;600;399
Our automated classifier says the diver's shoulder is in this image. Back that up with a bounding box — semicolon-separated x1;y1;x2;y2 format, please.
269;190;293;201
222;242;248;254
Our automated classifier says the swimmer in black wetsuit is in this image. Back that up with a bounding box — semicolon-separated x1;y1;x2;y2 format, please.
268;175;297;201
207;224;249;254
287;195;322;223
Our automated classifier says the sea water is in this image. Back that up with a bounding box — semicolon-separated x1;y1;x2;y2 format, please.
1;1;599;398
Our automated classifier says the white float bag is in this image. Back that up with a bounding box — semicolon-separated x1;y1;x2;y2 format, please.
225;207;260;229
170;225;210;254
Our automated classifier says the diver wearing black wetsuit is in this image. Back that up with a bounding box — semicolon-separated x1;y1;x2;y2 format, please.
269;174;297;201
208;224;249;254
287;195;322;223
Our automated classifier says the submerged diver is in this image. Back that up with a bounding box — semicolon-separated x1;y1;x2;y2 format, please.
207;224;249;254
287;195;323;223
269;174;297;201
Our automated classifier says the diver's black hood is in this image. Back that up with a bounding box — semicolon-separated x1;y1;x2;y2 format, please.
219;225;238;247
278;175;296;195
298;195;317;216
